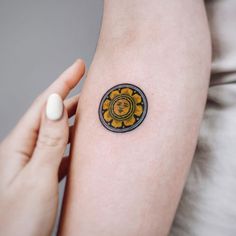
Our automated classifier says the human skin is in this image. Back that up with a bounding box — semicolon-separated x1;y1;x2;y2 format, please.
59;1;211;235
0;60;85;236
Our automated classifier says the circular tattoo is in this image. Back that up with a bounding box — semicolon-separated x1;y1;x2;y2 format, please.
98;83;148;133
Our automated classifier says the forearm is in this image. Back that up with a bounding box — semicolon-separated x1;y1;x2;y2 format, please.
59;1;211;235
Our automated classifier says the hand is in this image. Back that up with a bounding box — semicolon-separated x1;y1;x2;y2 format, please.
0;60;85;236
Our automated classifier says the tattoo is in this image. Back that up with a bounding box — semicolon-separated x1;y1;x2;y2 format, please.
98;83;148;133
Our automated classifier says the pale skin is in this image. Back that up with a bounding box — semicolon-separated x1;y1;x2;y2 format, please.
0;60;85;236
0;1;211;235
59;0;211;236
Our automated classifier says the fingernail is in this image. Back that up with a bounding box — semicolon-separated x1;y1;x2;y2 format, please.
46;93;64;121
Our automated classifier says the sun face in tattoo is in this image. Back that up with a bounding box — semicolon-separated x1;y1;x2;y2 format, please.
98;83;148;133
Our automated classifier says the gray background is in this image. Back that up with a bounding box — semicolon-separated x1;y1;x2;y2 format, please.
0;1;103;235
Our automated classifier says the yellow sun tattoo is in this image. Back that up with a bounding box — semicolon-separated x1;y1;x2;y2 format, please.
98;83;148;133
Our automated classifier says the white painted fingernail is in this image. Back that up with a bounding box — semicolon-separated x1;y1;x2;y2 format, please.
46;93;64;121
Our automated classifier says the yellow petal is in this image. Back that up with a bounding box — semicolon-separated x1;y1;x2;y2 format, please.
124;116;135;126
111;119;122;128
121;87;133;96
134;105;143;116
110;90;120;99
102;99;110;110
103;110;112;122
132;93;142;104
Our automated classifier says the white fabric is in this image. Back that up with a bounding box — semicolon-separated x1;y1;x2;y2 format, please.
170;1;236;235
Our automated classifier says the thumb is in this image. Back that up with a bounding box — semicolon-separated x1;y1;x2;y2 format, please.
31;93;69;171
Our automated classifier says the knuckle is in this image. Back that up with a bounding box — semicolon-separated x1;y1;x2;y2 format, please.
37;132;66;149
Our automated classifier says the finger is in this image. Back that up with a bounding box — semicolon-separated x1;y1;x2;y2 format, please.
64;94;80;118
16;60;84;140
6;60;85;159
36;59;84;102
58;156;70;182
30;93;69;172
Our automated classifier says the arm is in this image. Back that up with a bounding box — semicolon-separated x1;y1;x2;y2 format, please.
59;1;211;235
